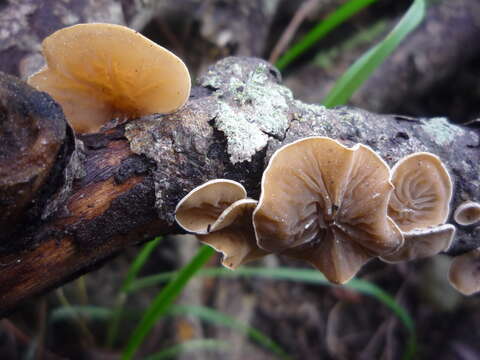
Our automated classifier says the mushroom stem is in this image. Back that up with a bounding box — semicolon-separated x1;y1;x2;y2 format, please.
0;56;479;314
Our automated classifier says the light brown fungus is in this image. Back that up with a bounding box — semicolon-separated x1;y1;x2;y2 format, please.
28;23;191;133
253;137;403;284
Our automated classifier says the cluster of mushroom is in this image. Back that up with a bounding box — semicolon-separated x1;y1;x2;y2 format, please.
27;23;191;134
447;201;480;295
176;137;458;285
27;23;480;293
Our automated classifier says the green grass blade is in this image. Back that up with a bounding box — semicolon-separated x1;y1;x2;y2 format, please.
121;237;163;293
50;303;287;358
322;0;426;107
129;266;416;359
143;339;230;360
167;305;290;359
50;305;113;323
106;237;162;348
276;0;378;70
122;245;215;360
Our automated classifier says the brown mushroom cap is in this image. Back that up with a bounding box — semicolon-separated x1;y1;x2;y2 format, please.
381;224;456;263
454;201;480;226
448;248;480;296
253;137;403;284
175;179;246;234
28;23;191;134
388;152;452;232
198;199;269;269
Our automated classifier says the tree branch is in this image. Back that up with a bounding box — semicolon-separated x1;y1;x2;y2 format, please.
0;56;479;315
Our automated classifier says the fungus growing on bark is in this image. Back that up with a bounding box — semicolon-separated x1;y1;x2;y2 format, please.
454;201;480;226
175;179;246;234
388;152;452;232
28;23;191;134
381;224;456;263
198;199;269;269
382;152;454;262
253;137;403;284
175;180;268;269
448;248;480;295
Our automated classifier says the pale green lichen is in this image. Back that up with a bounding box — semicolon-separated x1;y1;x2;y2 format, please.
421;117;466;146
215;101;268;163
201;58;292;163
292;100;332;131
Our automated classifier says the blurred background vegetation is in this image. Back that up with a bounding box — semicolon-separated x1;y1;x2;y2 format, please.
2;0;480;359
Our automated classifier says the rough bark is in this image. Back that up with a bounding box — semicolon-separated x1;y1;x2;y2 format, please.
0;56;479;315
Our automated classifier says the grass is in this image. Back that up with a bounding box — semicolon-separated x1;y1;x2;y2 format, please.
128;266;416;359
276;0;379;70
322;0;426;107
168;305;290;359
106;236;162;347
51;303;288;358
122;245;215;360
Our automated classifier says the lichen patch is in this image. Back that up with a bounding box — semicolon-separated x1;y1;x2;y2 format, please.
200;57;292;163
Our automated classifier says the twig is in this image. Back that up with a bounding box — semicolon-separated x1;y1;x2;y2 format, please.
268;0;319;64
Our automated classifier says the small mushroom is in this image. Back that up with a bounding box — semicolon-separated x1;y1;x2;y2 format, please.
388;152;452;232
175;179;246;234
198;199;269;269
381;224;456;263
448;248;480;295
253;137;403;284
454;201;480;226
28;23;191;134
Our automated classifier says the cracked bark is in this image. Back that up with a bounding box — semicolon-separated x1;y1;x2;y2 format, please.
0;56;479;315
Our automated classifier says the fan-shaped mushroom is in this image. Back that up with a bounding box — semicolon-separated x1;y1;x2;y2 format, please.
175;179;268;269
381;224;456;263
384;152;454;262
253;137;403;284
198;199;269;269
448;248;480;295
175;179;246;234
388;152;452;232
28;23;191;134
454;201;480;226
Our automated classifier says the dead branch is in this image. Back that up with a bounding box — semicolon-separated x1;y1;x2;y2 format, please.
0;56;478;315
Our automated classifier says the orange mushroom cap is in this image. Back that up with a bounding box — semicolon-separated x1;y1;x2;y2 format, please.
28;23;191;134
